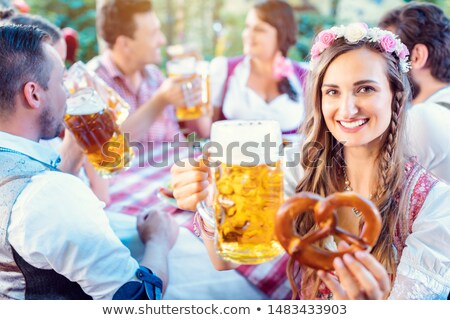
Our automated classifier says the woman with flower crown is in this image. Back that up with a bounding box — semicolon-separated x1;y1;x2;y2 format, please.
192;0;307;140
170;23;450;299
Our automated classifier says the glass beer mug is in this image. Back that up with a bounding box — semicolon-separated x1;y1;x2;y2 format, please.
197;120;285;264
166;57;210;121
64;61;130;125
64;88;134;177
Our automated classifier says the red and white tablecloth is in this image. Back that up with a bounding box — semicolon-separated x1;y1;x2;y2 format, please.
106;143;292;300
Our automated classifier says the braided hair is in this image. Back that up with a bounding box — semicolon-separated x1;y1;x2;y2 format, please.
293;37;411;299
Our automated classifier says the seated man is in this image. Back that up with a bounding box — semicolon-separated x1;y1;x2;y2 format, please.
0;24;178;300
0;8;110;203
89;0;186;143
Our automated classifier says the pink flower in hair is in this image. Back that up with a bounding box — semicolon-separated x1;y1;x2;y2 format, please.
273;53;294;81
397;43;409;60
311;41;328;60
380;34;397;53
318;30;336;46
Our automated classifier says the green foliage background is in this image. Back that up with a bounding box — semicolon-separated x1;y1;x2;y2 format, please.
25;0;449;63
27;0;97;63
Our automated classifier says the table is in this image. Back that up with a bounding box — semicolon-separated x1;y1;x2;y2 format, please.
105;143;268;299
105;142;296;300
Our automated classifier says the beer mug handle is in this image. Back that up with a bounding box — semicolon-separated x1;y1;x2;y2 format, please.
196;200;215;227
195;147;217;227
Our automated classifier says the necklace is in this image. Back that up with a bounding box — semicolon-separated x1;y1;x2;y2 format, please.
343;167;373;217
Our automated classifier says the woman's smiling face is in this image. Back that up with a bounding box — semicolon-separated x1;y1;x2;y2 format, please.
321;47;393;150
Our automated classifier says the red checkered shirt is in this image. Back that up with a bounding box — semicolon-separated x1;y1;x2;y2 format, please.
87;51;181;143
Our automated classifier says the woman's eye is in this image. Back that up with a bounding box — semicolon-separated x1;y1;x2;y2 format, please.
326;89;337;96
358;86;375;93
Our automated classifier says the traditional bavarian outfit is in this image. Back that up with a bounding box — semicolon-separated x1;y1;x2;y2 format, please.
0;132;162;299
210;55;307;139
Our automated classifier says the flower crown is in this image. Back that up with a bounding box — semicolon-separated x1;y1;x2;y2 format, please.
310;23;411;73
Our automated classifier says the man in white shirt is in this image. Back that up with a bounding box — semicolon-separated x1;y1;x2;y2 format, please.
379;2;450;184
0;24;178;299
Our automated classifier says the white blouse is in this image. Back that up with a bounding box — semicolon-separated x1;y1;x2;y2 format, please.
210;56;305;136
282;145;450;299
1;132;139;300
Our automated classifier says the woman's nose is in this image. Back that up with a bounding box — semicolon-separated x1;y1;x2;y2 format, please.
338;94;358;118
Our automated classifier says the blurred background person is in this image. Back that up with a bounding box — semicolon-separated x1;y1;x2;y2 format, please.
379;2;450;184
88;0;187;143
379;1;450;105
202;0;307;141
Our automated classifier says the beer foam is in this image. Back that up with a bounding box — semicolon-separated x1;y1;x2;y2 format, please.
167;57;196;76
66;90;105;115
208;120;282;165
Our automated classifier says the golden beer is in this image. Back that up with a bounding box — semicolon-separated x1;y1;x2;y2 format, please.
213;162;284;264
65;61;130;125
167;59;210;121
64;89;133;177
200;120;285;264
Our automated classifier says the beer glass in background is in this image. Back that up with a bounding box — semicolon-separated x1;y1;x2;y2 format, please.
64;61;130;125
64;88;134;177
197;120;285;264
166;58;210;121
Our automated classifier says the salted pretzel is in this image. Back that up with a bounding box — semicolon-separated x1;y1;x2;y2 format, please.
275;192;382;271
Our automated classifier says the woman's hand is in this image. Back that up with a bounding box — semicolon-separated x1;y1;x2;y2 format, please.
170;158;211;211
318;244;391;300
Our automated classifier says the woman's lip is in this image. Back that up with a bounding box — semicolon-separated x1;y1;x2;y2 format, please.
337;119;369;133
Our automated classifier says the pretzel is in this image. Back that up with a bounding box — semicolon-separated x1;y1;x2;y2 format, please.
275;192;382;271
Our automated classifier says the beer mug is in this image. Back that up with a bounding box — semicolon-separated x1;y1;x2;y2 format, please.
65;61;130;125
197;120;285;264
64;88;134;177
166;58;210;121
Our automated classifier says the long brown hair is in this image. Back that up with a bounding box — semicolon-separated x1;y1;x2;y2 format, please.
254;0;299;101
292;37;412;299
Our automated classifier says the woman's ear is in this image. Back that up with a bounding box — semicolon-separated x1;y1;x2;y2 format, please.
410;44;428;70
23;82;43;110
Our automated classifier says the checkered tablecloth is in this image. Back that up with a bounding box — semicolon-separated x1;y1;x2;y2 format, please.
107;143;293;300
107;143;185;216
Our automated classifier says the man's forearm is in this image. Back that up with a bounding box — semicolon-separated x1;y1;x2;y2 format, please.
139;240;170;294
121;92;167;142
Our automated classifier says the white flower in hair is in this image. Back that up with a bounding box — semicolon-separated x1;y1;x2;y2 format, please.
344;23;368;43
310;23;411;73
330;26;345;38
400;60;412;73
367;27;383;42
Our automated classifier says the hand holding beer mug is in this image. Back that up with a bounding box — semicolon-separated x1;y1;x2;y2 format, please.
197;120;285;264
166;58;210;121
65;61;130;125
64;88;134;177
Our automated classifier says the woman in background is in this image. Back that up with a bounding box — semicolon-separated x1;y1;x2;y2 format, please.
193;0;307;141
